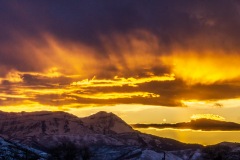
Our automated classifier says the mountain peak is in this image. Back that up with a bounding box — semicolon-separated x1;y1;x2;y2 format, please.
82;111;134;134
90;111;114;117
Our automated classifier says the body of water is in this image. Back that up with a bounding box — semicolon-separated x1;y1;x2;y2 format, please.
137;128;240;145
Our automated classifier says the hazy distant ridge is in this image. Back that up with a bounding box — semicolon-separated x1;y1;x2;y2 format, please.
132;118;240;131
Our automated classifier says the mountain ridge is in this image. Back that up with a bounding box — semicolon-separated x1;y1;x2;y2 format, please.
0;110;201;147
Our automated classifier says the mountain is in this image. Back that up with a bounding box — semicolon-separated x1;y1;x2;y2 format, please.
132;118;240;131
81;111;134;134
0;111;200;149
0;111;239;160
0;111;92;137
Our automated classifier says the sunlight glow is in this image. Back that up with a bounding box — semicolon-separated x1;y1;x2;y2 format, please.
69;92;160;99
138;128;240;145
191;114;225;121
182;99;240;108
71;74;175;87
162;51;240;84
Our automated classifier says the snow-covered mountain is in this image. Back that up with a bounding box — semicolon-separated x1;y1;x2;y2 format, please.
0;111;199;150
81;111;134;134
0;111;239;160
0;111;92;136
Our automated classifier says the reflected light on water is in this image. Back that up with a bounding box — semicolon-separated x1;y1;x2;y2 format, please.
136;128;240;145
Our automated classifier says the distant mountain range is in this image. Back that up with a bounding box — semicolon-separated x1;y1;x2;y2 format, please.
0;111;239;160
132;118;240;131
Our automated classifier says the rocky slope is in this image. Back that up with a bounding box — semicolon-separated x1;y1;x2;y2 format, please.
0;111;239;160
0;136;48;160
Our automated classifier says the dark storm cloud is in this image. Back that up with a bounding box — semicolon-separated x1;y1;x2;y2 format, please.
1;0;240;53
22;74;73;86
0;0;240;76
137;81;240;105
23;0;240;50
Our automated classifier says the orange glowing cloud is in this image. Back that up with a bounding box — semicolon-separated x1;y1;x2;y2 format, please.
10;32;169;80
1;30;240;111
162;50;240;85
0;70;23;84
71;74;175;87
14;35;101;77
11;31;240;87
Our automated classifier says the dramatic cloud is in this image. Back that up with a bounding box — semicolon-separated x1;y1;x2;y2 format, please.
0;1;240;112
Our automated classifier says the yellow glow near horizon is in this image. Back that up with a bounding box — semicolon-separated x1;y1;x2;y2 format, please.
191;114;225;121
138;128;240;145
182;99;240;108
0;101;61;112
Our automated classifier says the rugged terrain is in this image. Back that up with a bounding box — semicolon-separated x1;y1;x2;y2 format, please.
0;111;239;160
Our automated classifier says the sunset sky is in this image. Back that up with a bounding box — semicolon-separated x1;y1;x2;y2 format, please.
1;1;240;127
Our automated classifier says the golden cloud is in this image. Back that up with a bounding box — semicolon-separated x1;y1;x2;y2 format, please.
0;70;23;84
162;50;240;85
10;31;240;86
1;31;240;111
71;74;175;87
191;114;225;121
